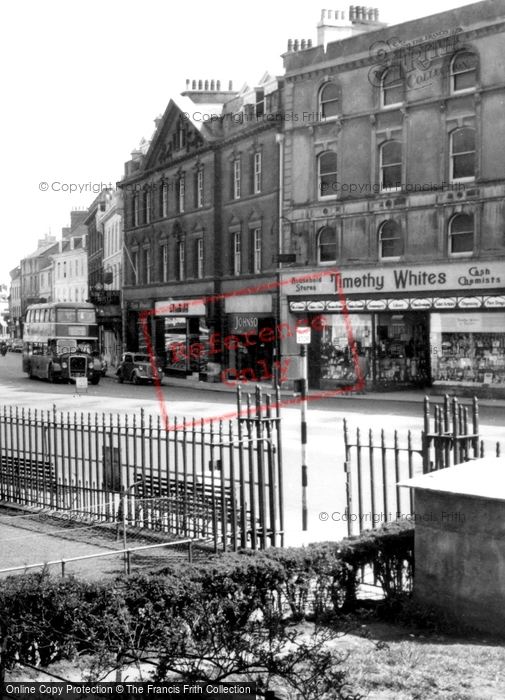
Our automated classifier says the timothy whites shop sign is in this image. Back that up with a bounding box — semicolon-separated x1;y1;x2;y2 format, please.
283;262;503;295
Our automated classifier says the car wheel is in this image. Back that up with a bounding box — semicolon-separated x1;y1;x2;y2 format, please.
90;377;100;385
117;372;124;384
132;372;141;385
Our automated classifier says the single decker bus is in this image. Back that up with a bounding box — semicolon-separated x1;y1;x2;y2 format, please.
22;302;102;384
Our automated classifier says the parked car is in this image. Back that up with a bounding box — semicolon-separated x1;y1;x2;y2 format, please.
116;353;164;385
11;339;24;353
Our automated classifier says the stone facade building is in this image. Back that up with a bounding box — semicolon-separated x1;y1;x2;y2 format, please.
119;75;284;384
278;0;505;397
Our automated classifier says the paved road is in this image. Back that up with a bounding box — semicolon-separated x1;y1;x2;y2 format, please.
1;352;504;547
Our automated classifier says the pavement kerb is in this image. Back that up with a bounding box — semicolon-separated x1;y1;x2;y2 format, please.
146;375;505;409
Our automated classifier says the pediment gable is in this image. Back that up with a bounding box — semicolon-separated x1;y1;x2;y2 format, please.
142;99;209;171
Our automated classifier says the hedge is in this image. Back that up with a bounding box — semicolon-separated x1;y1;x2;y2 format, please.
0;520;414;678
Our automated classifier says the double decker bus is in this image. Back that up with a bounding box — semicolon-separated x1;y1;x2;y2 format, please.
22;302;102;384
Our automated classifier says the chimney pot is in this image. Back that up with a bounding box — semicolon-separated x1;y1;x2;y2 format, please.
287;38;293;51
349;5;355;20
293;39;299;50
198;80;203;89
307;38;313;47
211;79;215;90
229;80;233;90
301;39;306;49
217;79;221;89
204;80;209;90
192;80;196;89
374;8;379;20
186;79;190;89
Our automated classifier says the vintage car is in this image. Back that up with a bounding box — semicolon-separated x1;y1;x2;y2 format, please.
116;353;164;385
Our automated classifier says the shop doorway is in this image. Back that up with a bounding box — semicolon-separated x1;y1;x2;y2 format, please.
373;311;430;389
229;317;275;383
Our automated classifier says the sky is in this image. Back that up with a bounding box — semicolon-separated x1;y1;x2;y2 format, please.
0;0;479;287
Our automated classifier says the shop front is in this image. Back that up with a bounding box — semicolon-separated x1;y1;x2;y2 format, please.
223;294;276;385
154;299;212;380
281;262;505;396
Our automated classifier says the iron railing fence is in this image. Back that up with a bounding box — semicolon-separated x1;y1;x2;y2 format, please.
0;386;284;552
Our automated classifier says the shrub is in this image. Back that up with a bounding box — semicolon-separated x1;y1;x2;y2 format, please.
0;520;414;685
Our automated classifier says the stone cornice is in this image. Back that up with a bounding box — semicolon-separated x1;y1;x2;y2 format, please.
284;21;505;83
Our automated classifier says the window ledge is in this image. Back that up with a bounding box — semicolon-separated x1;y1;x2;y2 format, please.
450;177;475;185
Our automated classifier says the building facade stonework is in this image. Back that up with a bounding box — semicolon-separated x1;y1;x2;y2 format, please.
119;75;284;384
278;0;505;397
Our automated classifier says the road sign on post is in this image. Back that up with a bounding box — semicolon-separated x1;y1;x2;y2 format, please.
296;326;311;345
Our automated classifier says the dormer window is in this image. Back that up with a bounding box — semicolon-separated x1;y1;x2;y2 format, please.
319;82;339;118
255;89;265;117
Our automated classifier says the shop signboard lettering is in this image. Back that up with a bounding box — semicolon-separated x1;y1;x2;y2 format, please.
434;297;457;309
283;262;503;295
307;301;325;311
410;298;433;309
458;297;482;308
230;314;259;333
366;299;387;310
155;299;206;316
388;299;409;310
345;299;366;310
290;301;307;311
484;296;505;308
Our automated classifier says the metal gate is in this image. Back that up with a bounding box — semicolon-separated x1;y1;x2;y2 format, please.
0;386;284;551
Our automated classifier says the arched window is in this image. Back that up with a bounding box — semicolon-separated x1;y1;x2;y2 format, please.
451;51;477;93
450;128;475;181
319;82;339;118
318;152;337;198
318;227;337;263
379;221;404;259
449;213;474;255
381;66;403;108
380;141;402;190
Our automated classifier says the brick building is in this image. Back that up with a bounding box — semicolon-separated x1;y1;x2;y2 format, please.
278;0;505;397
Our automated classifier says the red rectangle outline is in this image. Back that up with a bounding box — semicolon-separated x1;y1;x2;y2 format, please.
140;269;364;431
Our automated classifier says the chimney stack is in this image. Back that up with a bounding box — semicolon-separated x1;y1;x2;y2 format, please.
317;5;384;48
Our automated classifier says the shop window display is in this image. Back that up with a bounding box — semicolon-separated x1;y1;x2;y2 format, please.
164;317;210;374
374;313;430;387
316;312;430;390
431;312;505;388
319;315;372;386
